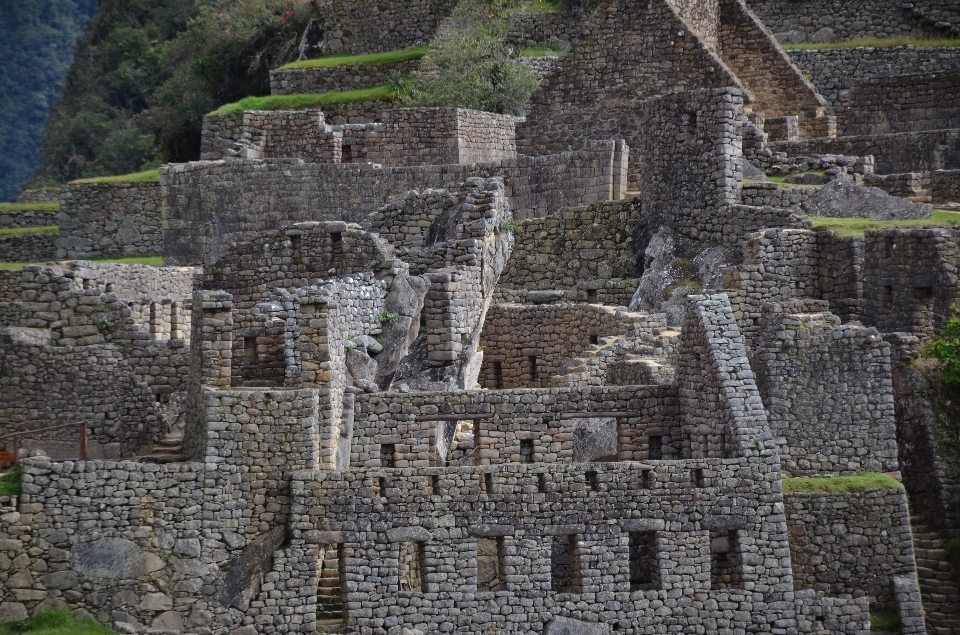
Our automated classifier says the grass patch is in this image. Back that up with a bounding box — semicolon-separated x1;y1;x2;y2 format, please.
0;467;21;497
211;86;394;115
0;608;118;635
810;210;960;237
0;226;58;238
278;45;428;70
0;203;59;213
784;36;960;50
517;45;564;58
0;254;164;271
514;0;563;12
69;169;160;185
869;609;901;632
782;472;903;494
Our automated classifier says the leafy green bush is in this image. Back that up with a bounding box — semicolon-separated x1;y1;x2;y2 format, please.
0;607;117;635
0;467;22;497
925;303;960;384
405;0;539;115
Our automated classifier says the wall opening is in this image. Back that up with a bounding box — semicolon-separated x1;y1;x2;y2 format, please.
692;468;705;487
520;439;534;463
150;302;163;340
529;356;538;383
476;537;506;592
686;111;698;141
428;475;440;496
586;289;598;302
380;444;396;468
243;336;257;368
481;472;493;494
492;361;503;389
915;286;933;300
316;543;347;623
638;469;651;489
171;302;184;339
331;232;343;256
882;285;893;309
551;535;581;593
105;283;115;293
290;234;302;254
648;436;663;460
590;334;599;345
538;472;548;493
710;529;743;589
377;476;387;498
399;541;427;592
474;423;483;465
585;470;598;491
341;144;354;164
629;532;659;591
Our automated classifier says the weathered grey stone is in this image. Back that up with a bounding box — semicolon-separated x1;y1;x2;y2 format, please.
140;593;173;612
802;178;932;220
216;524;287;610
571;417;619;463
526;290;566;304
70;539;151;580
0;602;28;625
544;617;610;635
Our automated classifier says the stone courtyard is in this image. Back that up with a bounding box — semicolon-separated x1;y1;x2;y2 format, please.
3;1;960;635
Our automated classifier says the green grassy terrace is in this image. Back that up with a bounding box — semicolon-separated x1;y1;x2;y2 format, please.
0;225;58;238
0;467;21;497
278;45;428;70
0;255;164;271
811;209;960;237
782;472;903;494
0;202;59;213
784;36;960;50
0;608;117;635
69;169;160;185
210;85;394;115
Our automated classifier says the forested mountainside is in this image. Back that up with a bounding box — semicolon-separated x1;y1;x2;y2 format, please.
22;0;312;192
0;0;98;201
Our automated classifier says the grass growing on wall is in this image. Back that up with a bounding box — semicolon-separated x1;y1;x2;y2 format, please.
781;472;903;494
0;467;21;497
278;45;429;70
0;254;164;271
0;608;118;635
810;210;960;237
869;609;901;632
210;86;394;115
0;203;59;213
69;169;160;185
0;225;58;238
784;36;960;50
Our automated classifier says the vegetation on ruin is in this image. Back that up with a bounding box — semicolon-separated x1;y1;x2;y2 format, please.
869;609;901;633
512;0;563;12
70;169;161;185
378;312;400;324
0;608;117;635
809;210;960;237
0;467;22;497
0;203;60;213
517;37;570;58
279;45;430;70
925;305;960;384
781;472;903;493
0;226;59;238
783;36;960;50
403;0;540;116
0;255;164;272
211;86;396;115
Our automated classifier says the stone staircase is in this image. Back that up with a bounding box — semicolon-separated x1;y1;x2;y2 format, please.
139;423;184;463
910;515;960;635
317;546;345;624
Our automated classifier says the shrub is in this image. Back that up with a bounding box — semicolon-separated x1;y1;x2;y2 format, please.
0;467;22;497
925;303;960;384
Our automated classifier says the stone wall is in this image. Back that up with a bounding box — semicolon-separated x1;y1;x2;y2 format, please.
844;71;960;136
269;56;423;95
770;128;960;174
748;0;957;42
755;300;899;477
0;209;58;229
932;168;960;204
0;270;20;301
741;182;820;207
13;187;61;204
0;230;57;263
494;197;642;305
199;110;340;162
58;181;162;259
163;142;623;265
784;487;919;613
312;0;458;55
505;9;581;48
477;303;661;389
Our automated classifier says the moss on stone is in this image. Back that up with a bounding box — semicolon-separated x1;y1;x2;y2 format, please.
782;472;903;494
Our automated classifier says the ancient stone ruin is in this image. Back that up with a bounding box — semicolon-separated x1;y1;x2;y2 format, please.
3;1;960;635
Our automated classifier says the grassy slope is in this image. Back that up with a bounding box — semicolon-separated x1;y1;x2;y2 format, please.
0;608;117;635
69;169;160;185
0;255;164;271
278;45;428;70
810;209;960;237
0;203;59;213
782;472;903;494
784;36;960;50
210;86;394;115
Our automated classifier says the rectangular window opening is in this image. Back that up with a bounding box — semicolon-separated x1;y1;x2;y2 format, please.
476;537;506;592
915;286;933;300
648;435;663;460
693;468;705;487
629;532;659;591
429;475;440;496
551;534;581;593
105;283;115;293
243;336;257;368
380;443;396;468
520;439;534;463
882;285;893;307
585;470;598;491
492;361;503;389
638;469;651;489
377;476;387;498
341;144;354;164
399;541;426;593
316;543;347;622
481;472;493;494
538;472;548;493
710;529;743;590
686;111;698;141
474;423;482;465
290;234;302;254
586;289;598;302
529;356;538;382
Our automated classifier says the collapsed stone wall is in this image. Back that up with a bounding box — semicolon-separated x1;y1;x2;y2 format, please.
163;143;622;265
844;71;960;136
58;181;162;259
748;0;957;42
770;128;960;174
494;197;642;305
477;303;658;389
269;56;423;95
755;300;899;477
784;487;920;614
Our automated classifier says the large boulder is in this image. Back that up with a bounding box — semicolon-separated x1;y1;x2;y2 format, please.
802;179;932;220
